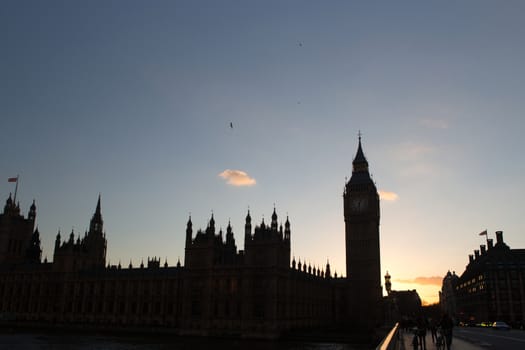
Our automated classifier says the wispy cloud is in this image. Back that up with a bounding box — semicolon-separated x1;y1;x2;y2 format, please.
218;169;256;187
419;118;449;129
389;142;441;178
379;190;399;201
400;163;440;178
395;276;442;286
394;142;434;161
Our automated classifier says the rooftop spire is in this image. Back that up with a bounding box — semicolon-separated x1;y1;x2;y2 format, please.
346;133;376;191
209;212;215;229
90;194;103;233
352;132;368;171
96;193;101;213
271;206;278;230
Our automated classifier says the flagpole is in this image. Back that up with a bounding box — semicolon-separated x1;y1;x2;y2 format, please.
479;229;489;246
13;175;19;204
481;229;489;245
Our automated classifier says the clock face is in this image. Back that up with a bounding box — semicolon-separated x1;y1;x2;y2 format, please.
351;198;368;212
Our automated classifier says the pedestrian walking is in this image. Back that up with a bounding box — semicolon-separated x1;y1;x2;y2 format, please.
416;317;427;349
439;313;454;350
412;330;419;350
429;318;438;343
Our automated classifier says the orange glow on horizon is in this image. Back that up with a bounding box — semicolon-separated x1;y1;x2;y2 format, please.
389;280;441;306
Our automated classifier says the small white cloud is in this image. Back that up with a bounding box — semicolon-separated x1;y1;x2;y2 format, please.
379;190;399;201
419;118;449;129
218;169;256;187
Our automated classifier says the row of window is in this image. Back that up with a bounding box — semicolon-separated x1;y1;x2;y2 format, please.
2;297;180;316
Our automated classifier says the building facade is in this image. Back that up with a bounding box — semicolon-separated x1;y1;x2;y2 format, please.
0;138;382;337
447;232;525;327
343;136;382;329
0;194;39;265
383;272;422;323
439;270;459;318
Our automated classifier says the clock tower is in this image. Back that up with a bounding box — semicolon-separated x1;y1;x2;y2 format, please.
343;135;382;329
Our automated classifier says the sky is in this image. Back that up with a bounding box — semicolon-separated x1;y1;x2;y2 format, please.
2;0;525;305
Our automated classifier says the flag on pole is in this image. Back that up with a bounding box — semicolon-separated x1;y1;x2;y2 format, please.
479;230;488;236
8;177;18;183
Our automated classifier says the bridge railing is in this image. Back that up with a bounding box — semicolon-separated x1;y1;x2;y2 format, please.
375;323;400;350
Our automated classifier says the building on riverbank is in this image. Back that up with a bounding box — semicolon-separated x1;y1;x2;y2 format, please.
443;232;525;327
0;138;383;338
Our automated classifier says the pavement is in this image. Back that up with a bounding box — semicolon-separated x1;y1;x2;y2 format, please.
399;328;483;350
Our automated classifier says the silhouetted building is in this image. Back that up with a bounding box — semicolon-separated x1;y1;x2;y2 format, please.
389;291;422;318
53;195;107;272
0;138;383;338
0;195;39;265
383;272;422;323
451;231;525;326
344;135;382;329
439;270;459;317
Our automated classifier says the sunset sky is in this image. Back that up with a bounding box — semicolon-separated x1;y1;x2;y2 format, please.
3;1;525;304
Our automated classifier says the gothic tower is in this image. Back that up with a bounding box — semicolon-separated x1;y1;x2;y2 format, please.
53;195;107;271
385;271;392;296
85;194;107;267
343;135;382;329
0;195;38;264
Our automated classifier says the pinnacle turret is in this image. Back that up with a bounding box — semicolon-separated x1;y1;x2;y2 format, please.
89;195;104;234
271;206;278;230
346;135;376;190
352;134;369;173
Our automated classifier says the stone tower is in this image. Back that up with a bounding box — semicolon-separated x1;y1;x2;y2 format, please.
343;135;382;329
0;195;40;265
385;271;392;296
53;195;107;271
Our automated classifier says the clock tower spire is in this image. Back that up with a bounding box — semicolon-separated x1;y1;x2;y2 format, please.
343;134;382;329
